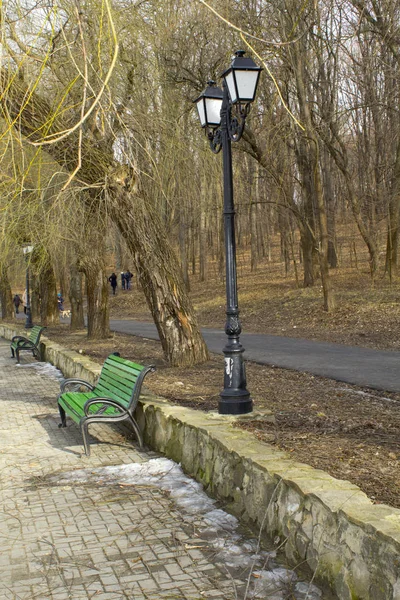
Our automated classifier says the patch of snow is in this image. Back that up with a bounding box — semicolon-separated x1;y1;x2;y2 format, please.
294;581;323;599
18;361;63;381
203;508;238;531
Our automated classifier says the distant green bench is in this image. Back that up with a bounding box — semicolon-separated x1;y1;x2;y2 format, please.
10;326;46;364
57;353;155;456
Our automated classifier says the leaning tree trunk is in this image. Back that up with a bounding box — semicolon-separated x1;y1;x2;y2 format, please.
69;264;85;330
107;185;209;366
0;68;208;367
0;265;13;318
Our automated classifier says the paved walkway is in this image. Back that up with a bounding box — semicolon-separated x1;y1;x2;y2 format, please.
0;341;235;599
0;340;325;600
109;319;400;393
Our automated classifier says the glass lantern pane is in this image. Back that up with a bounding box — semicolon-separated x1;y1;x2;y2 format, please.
205;98;222;125
235;70;259;102
196;99;206;127
225;72;237;103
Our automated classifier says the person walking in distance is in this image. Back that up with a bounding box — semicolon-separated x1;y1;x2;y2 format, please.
125;270;133;290
13;294;21;315
109;272;117;295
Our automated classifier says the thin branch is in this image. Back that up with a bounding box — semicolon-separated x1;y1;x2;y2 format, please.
31;0;119;146
198;0;307;47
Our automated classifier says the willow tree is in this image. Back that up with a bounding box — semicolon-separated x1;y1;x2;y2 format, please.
0;0;209;365
0;112;107;332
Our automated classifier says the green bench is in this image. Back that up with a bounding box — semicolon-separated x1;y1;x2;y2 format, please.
10;326;46;364
57;353;155;456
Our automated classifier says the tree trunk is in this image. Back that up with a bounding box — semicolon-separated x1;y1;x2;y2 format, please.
85;266;110;339
314;149;336;311
293;41;335;309
385;137;400;278
299;226;315;287
322;147;338;269
258;202;267;260
178;211;190;291
69;264;85;330
250;201;258;272
386;211;399;281
115;232;123;273
199;179;207;282
0;265;13;319
39;259;59;325
278;208;291;276
294;134;318;288
344;170;379;277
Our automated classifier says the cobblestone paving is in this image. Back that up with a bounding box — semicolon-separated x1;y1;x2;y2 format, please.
0;340;247;600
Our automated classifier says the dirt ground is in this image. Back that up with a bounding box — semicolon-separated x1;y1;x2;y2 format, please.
44;263;400;510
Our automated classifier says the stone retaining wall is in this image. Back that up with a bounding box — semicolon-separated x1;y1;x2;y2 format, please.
2;323;400;600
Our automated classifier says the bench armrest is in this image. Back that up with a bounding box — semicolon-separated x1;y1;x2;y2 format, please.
84;397;126;416
11;335;29;344
14;340;36;349
60;378;95;393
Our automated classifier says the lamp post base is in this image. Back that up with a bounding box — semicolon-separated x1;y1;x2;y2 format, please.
219;389;253;415
218;342;253;415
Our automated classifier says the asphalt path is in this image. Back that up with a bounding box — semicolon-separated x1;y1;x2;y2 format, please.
109;319;400;393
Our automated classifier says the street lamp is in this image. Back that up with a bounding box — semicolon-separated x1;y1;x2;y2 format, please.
22;245;34;329
194;50;262;415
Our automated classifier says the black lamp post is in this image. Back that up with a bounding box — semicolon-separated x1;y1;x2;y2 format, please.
194;50;262;415
22;245;34;329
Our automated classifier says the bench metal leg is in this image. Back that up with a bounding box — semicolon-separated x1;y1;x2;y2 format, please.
79;414;141;457
10;347;15;358
16;349;20;364
58;405;67;428
80;420;91;456
128;415;143;449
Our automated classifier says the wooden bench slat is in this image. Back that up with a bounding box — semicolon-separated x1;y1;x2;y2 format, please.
98;365;140;382
95;376;137;399
97;369;140;389
99;365;140;386
95;363;144;401
101;356;144;374
98;372;139;389
96;377;135;390
105;354;145;372
59;392;121;422
93;386;131;405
